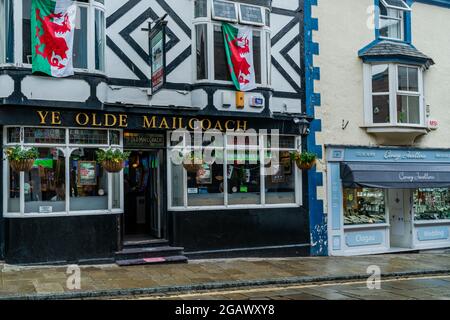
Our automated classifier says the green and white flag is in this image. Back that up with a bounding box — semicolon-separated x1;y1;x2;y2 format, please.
31;0;76;77
222;23;256;92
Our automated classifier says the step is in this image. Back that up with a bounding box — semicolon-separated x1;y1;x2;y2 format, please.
115;246;185;260
123;239;169;249
116;255;188;267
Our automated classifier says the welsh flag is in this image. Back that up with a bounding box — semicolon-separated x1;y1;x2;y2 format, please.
31;0;76;77
222;23;256;92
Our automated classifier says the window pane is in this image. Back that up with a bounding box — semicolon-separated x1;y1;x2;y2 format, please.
398;66;419;92
253;31;261;84
266;32;271;85
187;162;225;206
74;6;88;69
213;0;237;21
22;0;32;63
227;150;261;205
379;17;401;39
372;95;390;123
24;128;66;144
343;188;386;225
372;64;389;93
196;24;208;80
414;188;450;221
265;135;296;149
8;170;20;213
24;148;66;213
408;67;418;92
397;95;420;124
195;0;207;18
0;0;11;63
95;9;105;71
265;153;296;204
7;128;21;143
171;161;184;207
69;129;108;144
109;130;121;145
265;9;270;27
112;172;121;209
214;25;231;81
70;148;108;211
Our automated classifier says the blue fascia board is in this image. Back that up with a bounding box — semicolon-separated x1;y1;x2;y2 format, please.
413;0;450;8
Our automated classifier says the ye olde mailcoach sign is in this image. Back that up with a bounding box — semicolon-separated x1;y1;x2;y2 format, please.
36;110;249;132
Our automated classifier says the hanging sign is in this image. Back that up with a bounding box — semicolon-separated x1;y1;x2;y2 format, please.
150;20;167;94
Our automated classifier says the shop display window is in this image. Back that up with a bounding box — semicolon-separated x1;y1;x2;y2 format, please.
414;188;450;221
4;127;124;217
343;188;386;225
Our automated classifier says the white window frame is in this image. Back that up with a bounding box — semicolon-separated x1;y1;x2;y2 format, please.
238;3;265;27
211;0;238;23
378;1;406;41
193;2;271;87
381;0;411;11
167;132;302;211
14;0;105;73
3;126;124;218
364;63;425;128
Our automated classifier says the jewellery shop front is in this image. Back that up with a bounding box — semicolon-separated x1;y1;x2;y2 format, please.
327;146;450;256
0;107;308;264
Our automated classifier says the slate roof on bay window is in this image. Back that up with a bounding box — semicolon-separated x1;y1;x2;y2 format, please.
359;41;435;68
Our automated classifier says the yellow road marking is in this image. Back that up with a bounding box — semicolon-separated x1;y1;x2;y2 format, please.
133;274;450;300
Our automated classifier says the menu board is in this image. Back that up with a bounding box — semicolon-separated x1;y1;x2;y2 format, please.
240;4;263;25
213;0;237;21
78;161;97;186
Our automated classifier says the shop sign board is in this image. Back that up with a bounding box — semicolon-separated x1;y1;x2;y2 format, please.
417;226;449;241
124;132;165;148
345;231;384;247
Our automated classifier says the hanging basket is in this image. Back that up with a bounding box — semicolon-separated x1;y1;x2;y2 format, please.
10;159;35;173
102;160;125;173
183;162;204;173
296;158;316;170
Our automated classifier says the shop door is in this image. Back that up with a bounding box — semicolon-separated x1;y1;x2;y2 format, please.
124;150;163;239
388;189;413;248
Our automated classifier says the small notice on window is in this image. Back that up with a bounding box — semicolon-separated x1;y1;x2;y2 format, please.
39;206;53;214
78;161;97;186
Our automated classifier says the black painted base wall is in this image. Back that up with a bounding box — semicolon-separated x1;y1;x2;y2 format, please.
170;207;310;255
4;215;120;264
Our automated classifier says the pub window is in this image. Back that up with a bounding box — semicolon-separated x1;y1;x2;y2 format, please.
168;132;302;210
0;0;13;63
3;127;124;217
365;63;424;127
194;0;270;85
20;0;105;72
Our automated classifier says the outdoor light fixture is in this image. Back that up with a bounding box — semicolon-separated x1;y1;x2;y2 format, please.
294;118;311;136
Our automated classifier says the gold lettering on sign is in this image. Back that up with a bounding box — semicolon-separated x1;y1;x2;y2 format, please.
119;114;128;128
92;113;102;127
225;120;235;131
236;120;248;131
159;117;169;129
51;112;62;125
214;120;224;132
143;116;157;129
188;118;200;130
201;119;212;131
76;113;89;126
104;114;117;127
37;111;49;124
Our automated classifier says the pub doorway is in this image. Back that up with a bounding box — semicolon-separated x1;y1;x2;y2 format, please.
123;150;164;241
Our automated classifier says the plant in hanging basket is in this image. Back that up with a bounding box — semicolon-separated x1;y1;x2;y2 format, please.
96;148;131;173
182;152;204;173
5;146;39;172
291;151;317;170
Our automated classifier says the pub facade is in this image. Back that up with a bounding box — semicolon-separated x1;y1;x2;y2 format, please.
0;0;320;264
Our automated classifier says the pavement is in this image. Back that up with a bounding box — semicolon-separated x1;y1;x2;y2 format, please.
0;252;449;300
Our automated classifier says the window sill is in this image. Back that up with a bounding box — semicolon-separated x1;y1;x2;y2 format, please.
1;65;107;78
363;125;428;146
414;219;450;226
343;223;390;230
3;210;123;219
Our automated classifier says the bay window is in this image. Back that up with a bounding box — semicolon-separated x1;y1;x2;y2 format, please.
414;188;450;221
365;63;424;127
168;132;301;210
3;127;124;217
20;0;105;72
343;188;387;225
194;0;270;86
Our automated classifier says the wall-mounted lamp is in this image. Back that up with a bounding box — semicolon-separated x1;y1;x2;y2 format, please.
294;118;311;136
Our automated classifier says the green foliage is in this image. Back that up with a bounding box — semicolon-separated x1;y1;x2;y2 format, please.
290;151;317;163
5;146;39;161
96;148;131;163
